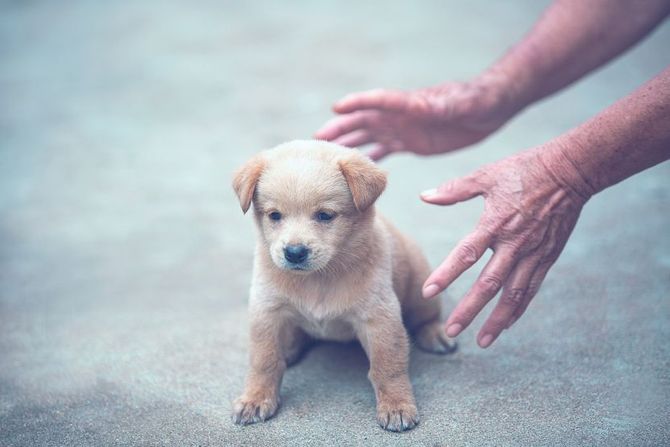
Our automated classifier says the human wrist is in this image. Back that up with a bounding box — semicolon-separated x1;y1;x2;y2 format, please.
477;53;540;119
537;135;598;203
448;69;527;132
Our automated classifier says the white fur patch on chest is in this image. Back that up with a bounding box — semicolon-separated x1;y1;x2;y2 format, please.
287;292;358;342
296;313;357;342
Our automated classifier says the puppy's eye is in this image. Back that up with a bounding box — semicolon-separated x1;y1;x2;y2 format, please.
268;211;282;221
316;211;335;222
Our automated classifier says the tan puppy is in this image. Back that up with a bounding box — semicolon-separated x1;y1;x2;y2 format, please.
231;140;455;432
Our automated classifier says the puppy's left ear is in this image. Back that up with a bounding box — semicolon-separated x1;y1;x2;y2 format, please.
232;155;266;214
338;155;387;212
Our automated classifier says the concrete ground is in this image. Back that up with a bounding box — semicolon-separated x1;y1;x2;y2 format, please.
1;1;669;446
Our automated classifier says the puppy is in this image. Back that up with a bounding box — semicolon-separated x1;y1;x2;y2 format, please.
231;140;456;432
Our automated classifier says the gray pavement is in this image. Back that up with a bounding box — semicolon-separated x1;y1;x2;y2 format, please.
1;1;669;446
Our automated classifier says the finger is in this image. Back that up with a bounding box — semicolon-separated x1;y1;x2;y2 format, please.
508;261;553;326
422;229;493;300
332;129;374;149
476;255;540;347
443;245;517;338
508;217;571;327
314;111;377;140
334;89;419;114
420;174;484;206
364;144;390;161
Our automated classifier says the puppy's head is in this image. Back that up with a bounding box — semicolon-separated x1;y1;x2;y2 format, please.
232;140;386;273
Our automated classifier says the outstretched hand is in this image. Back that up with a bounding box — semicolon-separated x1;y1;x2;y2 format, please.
315;75;519;160
420;146;589;348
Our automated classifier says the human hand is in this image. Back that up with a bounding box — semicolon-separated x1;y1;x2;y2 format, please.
315;73;521;160
420;144;591;348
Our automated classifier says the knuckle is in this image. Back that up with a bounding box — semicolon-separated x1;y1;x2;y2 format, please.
457;242;480;265
540;249;560;266
502;241;523;257
541;235;558;255
526;281;543;299
438;180;455;193
501;288;525;306
471;168;487;180
478;275;504;296
516;231;536;247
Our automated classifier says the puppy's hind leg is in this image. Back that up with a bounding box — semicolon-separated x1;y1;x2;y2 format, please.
284;327;313;367
387;220;457;354
402;262;457;355
413;316;457;354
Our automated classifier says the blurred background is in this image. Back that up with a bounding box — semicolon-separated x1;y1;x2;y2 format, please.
1;1;669;445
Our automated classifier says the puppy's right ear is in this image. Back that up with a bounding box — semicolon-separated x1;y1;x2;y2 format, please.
232;155;266;214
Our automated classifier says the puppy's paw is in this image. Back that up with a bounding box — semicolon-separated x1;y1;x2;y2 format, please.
377;401;419;432
231;394;279;425
414;321;457;355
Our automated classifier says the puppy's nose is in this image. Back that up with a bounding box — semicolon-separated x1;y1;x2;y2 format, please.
284;244;309;264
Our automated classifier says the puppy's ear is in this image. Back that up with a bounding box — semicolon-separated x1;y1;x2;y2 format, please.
338;155;387;212
232;155;266;214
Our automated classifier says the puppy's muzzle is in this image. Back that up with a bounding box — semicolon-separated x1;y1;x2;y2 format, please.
284;244;310;265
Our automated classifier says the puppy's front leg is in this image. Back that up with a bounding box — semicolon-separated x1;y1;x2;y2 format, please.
232;310;290;425
357;307;419;432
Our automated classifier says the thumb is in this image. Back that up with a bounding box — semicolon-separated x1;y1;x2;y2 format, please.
420;175;484;205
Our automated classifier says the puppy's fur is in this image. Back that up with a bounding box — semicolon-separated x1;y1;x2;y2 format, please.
231;140;455;432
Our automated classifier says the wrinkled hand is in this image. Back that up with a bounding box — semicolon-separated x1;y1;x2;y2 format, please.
420;146;590;348
315;74;518;160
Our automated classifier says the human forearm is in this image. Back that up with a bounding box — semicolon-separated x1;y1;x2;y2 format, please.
485;0;670;113
419;67;669;347
543;66;670;198
315;0;669;160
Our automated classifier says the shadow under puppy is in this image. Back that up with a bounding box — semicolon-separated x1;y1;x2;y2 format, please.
231;140;456;432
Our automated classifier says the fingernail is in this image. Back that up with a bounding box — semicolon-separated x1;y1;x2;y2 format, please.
479;334;494;348
420;188;437;198
446;323;462;338
422;284;440;299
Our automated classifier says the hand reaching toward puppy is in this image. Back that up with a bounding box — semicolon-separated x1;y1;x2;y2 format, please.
420;66;670;348
420;145;587;348
314;73;519;161
314;66;669;350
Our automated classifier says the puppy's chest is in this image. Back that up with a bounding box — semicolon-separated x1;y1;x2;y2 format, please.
296;313;356;342
285;287;359;342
